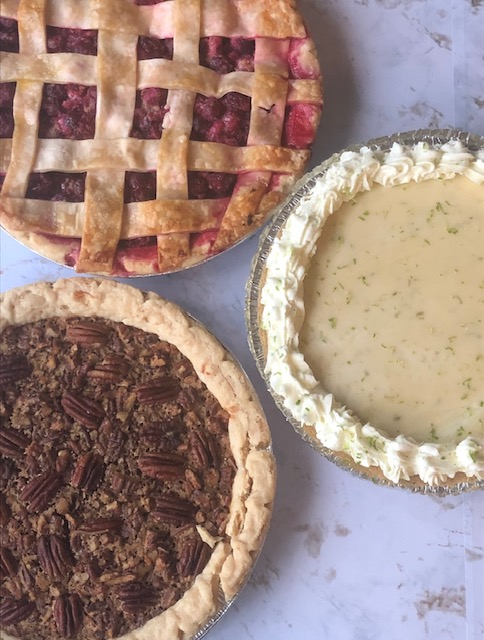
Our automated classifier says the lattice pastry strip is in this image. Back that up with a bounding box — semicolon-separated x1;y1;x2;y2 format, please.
81;29;138;271
153;0;201;271
0;0;323;275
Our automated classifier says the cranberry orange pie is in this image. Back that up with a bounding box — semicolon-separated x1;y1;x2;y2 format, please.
0;278;275;639
0;0;322;276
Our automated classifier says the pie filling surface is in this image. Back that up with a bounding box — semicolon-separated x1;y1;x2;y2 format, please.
300;176;484;446
0;1;323;275
0;314;234;639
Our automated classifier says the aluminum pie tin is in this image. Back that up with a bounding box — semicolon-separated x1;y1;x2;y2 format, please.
0;278;275;639
246;128;484;496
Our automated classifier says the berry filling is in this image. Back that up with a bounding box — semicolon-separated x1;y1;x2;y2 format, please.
39;83;97;139
124;172;157;203
188;172;236;200
134;0;166;5
0;82;15;138
130;88;169;139
199;37;255;74
137;36;173;61
46;26;98;55
0;16;19;53
282;103;321;149
26;172;86;202
191;93;251;147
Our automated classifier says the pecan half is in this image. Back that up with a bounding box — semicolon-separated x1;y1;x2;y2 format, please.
0;492;11;525
99;572;137;585
37;535;73;580
0;354;32;385
0;458;14;491
138;453;186;481
20;469;62;513
77;517;122;534
152;494;195;525
0;547;18;579
87;355;128;382
0;427;31;459
66;321;109;345
117;581;158;614
104;430;125;463
110;472;138;496
53;593;83;637
70;452;104;493
141;421;183;449
189;430;220;469
61;392;104;429
177;536;211;577
0;596;35;626
135;377;180;405
17;562;34;590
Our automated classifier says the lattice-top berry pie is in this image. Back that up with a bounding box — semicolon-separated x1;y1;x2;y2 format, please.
0;278;275;639
0;0;323;276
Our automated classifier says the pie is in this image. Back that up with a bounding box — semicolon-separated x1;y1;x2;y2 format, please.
252;133;484;491
0;277;275;639
0;0;323;276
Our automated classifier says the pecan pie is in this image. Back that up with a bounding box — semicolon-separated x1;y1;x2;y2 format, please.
0;278;275;639
0;0;322;276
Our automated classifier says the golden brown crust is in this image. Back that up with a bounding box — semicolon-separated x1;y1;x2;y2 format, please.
0;278;276;640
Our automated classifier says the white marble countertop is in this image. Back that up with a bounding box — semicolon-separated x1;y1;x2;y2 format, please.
1;1;483;639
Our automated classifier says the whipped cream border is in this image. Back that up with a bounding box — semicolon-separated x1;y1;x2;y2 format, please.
260;139;484;486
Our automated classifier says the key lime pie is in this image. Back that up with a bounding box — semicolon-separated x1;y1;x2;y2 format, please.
254;132;484;491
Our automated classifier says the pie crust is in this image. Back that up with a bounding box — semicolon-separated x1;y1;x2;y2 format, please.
0;277;275;639
0;0;323;276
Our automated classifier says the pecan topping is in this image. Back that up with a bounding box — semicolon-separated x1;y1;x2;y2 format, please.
0;313;238;639
61;391;104;429
104;430;125;463
0;354;32;385
110;472;138;495
0;596;35;626
0;547;18;579
66;321;109;345
56;449;71;475
53;593;83;637
99;572;137;585
70;452;104;493
0;491;11;525
177;536;211;577
37;535;73;580
138;452;186;481
0;426;31;458
141;421;184;449
87;355;128;382
117;581;158;614
77;517;122;533
152;494;195;525
135;377;181;404
189;430;220;469
0;458;14;490
20;469;62;513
